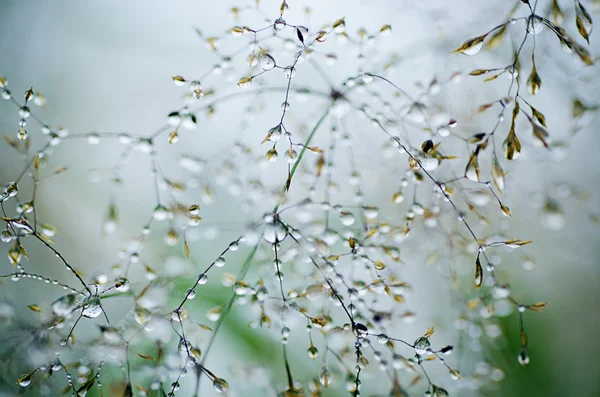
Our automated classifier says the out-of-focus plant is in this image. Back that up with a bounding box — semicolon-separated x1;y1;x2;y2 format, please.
0;0;598;396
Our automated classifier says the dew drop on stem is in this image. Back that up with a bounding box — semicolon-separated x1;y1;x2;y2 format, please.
273;17;286;31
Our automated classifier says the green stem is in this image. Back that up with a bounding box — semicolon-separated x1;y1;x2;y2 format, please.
273;103;333;213
200;242;260;365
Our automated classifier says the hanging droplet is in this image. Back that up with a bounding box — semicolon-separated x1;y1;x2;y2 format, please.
432;385;449;397
18;106;30;118
189;80;204;99
393;192;404;204
377;334;389;344
374;260;386;271
172;76;185;86
171;310;183;322
273;17;286;31
307;345;319;359
561;40;573;54
267;125;282;142
237;76;253;88
355;323;368;337
206;306;222;321
332;17;346;33
87;132;100;145
52;294;79;316
231;26;243;37
263;219;288;243
215;256;226;267
465;152;480;182
134;305;152;326
186;288;196;300
340;211;355;226
153;204;169;221
285;149;297;164
518;349;530;366
259;52;276;71
540;199;566;231
284;66;296;79
458;38;483;55
17;128;27;141
319;366;332;387
213;378;229;393
260;314;272;328
17;374;32;387
363;206;379;219
164;228;179;246
504;65;518;80
526;16;544;35
81;296;103;318
414;336;431;355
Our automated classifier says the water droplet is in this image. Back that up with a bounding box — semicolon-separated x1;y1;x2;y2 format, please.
340;211;355;226
259;52;276;71
316;30;328;42
267;125;282;142
186;288;196;300
462;40;483;56
190;80;204;99
284;66;296;79
206;306;222;321
213;378;229;393
518;349;530;366
561;40;573;54
17;128;27;141
540;199;566;231
527;16;544;35
231;26;243;37
492;285;510;299
87;132;100;145
319;366;332;387
355;323;368;337
215;256;226;267
414;336;431;355
18;106;30;118
18;374;32;387
363;206;379;219
504;65;518;80
263;219;288;243
285;149;297;163
153;204;169;221
52;294;79;316
432;385;449;397
171;310;183;322
377;334;389;344
333;18;346;34
273;17;286;31
164;229;179;246
81;296;103;318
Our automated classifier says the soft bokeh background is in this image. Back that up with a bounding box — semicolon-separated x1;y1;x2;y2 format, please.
1;1;599;396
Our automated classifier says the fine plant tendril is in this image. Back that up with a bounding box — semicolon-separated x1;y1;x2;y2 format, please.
0;0;598;396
